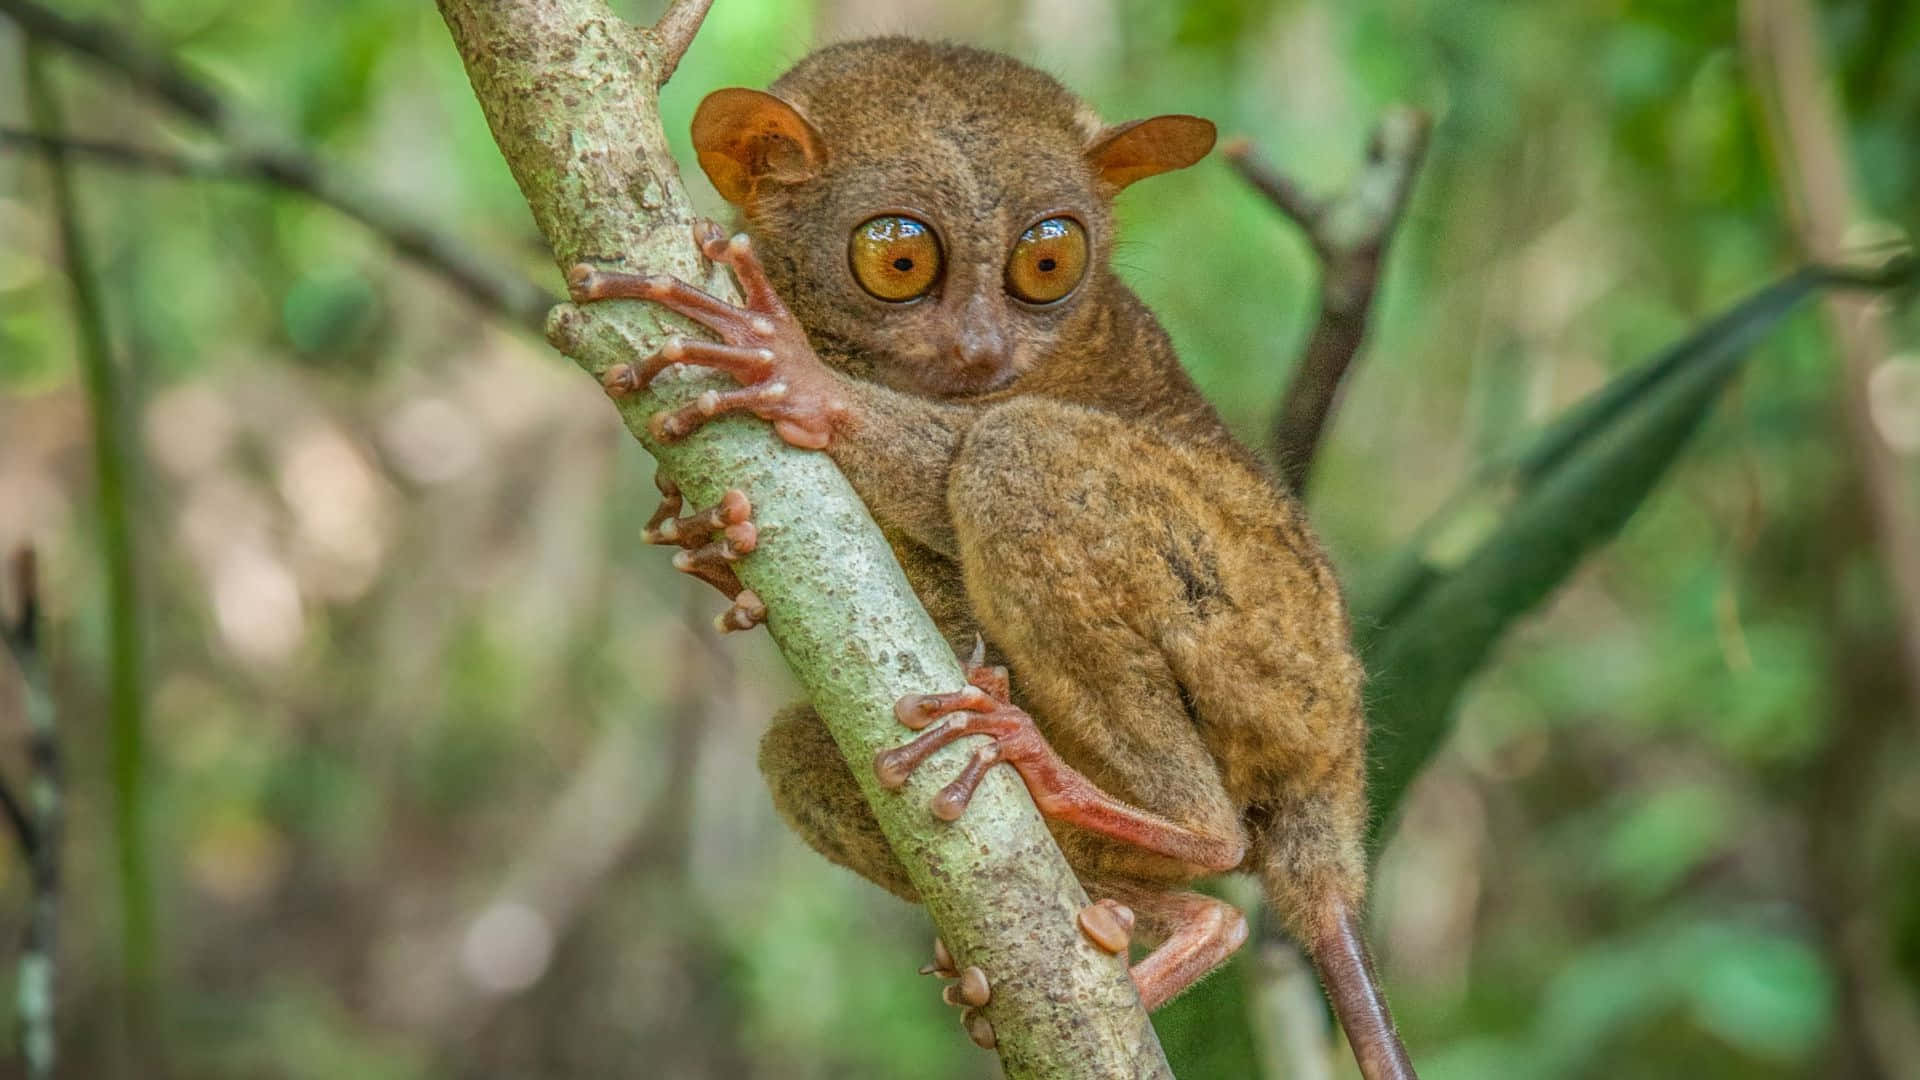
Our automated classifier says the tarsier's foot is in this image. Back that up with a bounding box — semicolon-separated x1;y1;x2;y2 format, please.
876;647;1047;820
880;642;1246;870
644;471;766;632
567;221;848;450
918;937;995;1049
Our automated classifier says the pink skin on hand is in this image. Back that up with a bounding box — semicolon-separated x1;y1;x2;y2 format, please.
566;221;849;451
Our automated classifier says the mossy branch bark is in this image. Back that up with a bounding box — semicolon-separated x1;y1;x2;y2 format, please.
432;2;1171;1075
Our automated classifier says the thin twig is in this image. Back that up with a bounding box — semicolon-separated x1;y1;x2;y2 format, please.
23;36;150;1041
4;546;62;1080
0;128;209;176
0;0;226;125
0;0;556;333
1248;934;1335;1080
1225;108;1431;495
650;0;715;87
1740;0;1920;716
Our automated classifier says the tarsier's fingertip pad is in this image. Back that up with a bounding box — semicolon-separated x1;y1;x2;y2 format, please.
894;696;933;729
958;966;991;1007
873;748;912;790
716;603;765;634
1077;900;1133;955
601;364;638;397
962;1009;996;1050
564;263;596;299
930;787;969;821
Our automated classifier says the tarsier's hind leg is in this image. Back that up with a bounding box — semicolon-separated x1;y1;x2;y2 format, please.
940;399;1251;880
759;704;917;901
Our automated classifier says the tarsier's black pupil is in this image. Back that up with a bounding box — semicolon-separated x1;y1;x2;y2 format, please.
1037;258;1057;272
893;257;915;271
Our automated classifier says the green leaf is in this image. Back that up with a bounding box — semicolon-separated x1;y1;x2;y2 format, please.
1358;261;1911;847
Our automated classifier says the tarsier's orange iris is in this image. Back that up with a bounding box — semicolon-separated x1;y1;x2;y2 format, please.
1005;216;1087;304
849;215;942;301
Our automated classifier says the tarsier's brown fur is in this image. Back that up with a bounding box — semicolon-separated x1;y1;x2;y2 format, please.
576;37;1415;1079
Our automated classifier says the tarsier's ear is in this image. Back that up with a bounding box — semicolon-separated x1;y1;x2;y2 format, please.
692;87;827;205
1085;115;1216;192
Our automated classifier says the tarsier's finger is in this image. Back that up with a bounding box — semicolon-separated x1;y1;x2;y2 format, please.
710;228;786;315
647;489;754;548
644;477;685;536
606;339;776;398
570;265;763;343
648;381;796;442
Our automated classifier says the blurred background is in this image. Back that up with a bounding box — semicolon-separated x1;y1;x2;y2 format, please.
1;0;1918;1077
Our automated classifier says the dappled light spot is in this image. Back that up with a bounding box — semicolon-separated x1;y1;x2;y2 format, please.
461;901;554;995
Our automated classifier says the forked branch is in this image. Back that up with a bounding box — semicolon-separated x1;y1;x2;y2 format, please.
1226;107;1430;495
650;0;715;86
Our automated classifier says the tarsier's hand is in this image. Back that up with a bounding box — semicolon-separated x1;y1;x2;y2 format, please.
566;221;849;450
642;471;767;633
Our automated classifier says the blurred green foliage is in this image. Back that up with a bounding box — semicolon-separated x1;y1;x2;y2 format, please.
1;0;1917;1078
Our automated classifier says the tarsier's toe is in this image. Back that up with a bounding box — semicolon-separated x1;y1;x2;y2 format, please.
919;937;957;978
693;218;728;258
940;966;991;1008
917;938;993;1047
962;1009;996;1050
715;589;767;633
1077;899;1135;955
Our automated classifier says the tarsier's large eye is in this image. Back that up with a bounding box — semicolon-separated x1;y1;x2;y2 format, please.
1005;217;1088;304
849;215;942;301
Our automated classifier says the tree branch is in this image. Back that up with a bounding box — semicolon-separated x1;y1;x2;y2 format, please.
432;2;1168;1076
1225;107;1430;495
4;546;62;1080
22;39;145;1037
0;129;208;176
1740;0;1920;714
0;0;557;333
648;0;713;87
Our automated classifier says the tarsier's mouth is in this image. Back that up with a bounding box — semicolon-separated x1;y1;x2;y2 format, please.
931;363;1020;401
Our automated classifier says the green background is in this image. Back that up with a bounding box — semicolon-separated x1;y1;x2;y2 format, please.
1;0;1917;1077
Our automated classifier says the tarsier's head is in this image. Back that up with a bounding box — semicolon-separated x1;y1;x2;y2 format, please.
691;38;1214;399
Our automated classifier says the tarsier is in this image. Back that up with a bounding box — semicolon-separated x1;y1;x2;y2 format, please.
567;38;1418;1080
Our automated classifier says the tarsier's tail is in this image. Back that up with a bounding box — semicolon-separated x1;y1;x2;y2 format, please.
1307;899;1420;1080
1254;813;1419;1080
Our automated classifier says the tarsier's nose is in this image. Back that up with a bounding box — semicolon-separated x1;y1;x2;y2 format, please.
952;336;1014;392
952;294;1014;391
